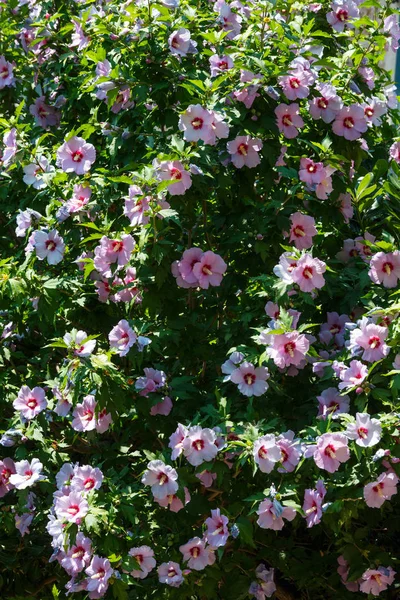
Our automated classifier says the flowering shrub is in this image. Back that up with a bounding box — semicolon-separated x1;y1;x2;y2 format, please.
1;0;400;598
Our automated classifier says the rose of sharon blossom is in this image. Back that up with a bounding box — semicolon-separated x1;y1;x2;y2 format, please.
71;395;112;434
349;321;389;362
277;430;302;472
13;385;47;420
23;157;54;189
192;251;227;289
292;254;326;293
360;567;396;596
332;105;368;141
275;103;304;138
345;413;382;447
368;251;400;288
253;435;282;474
339;192;354;223
389;141;400;163
337;555;359;592
273;251;298;284
209;54;233;77
135;367;166;396
0;458;16;497
327;0;359;32
261;330;310;368
313;433;350;473
299;158;326;185
179;537;215;571
309;83;343;123
230;361;269;397
156;160;192;195
278;69;311;101
364;472;398;508
56;136;96;174
339;360;368;390
9;458;44;490
94;234;135;276
168;28;197;56
227;136;263;169
178;105;214;143
182;426;218;466
141;460;179;500
317;388;350;420
156;486;191;512
249;565;276;599
319;312;349;347
34;230;65;265
71;465;103;493
362;98;387;127
257;498;296;530
67;184;92;213
205;508;229;547
169;423;188;460
108;319;137;357
158;562;183;587
289;213;317;250
64;330;96;357
61;533;92;576
302;481;327;528
234;69;262;108
85;556;113;597
55;491;89;523
29;96;60;129
0;56;15;89
128;546;156;579
0;128;17;168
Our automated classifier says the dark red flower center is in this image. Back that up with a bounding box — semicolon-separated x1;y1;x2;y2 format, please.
302;266;313;279
317;97;328;109
237;143;248;156
170;168;182;180
343;117;354;129
71;150;84;163
27;398;38;409
45;240;57;251
289;77;300;89
191;117;203;130
244;373;256;385
368;336;381;349
337;9;348;21
284;341;296;357
193;439;205;451
282;115;293;126
67;505;79;516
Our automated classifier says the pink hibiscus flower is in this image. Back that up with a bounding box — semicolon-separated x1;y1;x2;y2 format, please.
128;546;156;579
349;320;389;362
256;498;296;530
179;537;215;571
364;472;398;508
360;567;396;595
275;103;305;138
158;561;183;587
319;312;349;347
56;136;96;174
345;413;382;447
13;385;47;420
298;158;326;185
141;460;179;500
0;458;16;497
9;458;44;490
209;54;234;77
192;250;227;289
302;481;326;528
71;465;103;493
262;331;310;368
61;533;92;576
205;508;229;547
332;105;368;141
317;388;350;420
63;329;96;357
108;319;137;357
313;433;350;473
309;83;343;123
168;28;197;56
368;251;400;288
182;425;218;466
288;212;317;250
227;135;263;168
34;230;65;265
230;361;269;396
0;55;15;89
292;254;326;292
339;360;368;390
85;556;113;597
276;430;302;472
55;491;89;523
253;434;282;473
156;160;192;195
326;0;359;32
178;104;214;143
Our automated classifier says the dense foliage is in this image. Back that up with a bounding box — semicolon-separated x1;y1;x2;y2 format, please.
1;0;400;598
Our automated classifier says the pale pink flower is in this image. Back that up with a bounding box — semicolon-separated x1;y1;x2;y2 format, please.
177;247;204;285
95;407;112;434
9;458;44;490
358;66;375;90
355;231;376;261
156;160;192;195
128;546;156;579
249;565;276;599
124;186;150;226
70;20;89;50
273;252;298;284
275;145;287;166
364;472;398;508
55;491;89;523
13;385;47;420
227;135;263;168
192;250;227;289
278;70;311;101
360;567;396;596
108;319;137;357
169;423;188;460
337;555;359;592
257;498;296;530
85;556;113;596
389;141;400;163
0;458;16;497
317;388;350;419
233;70;262;108
362;98;387;127
230;361;269;396
150;396;173;416
135;367;166;396
179;537;215;571
345;413;381;447
320;312;349;348
61;533;92;576
56;136;96;174
205;508;229;547
71;395;97;432
0;55;15;88
34;230;65;265
196;470;217;488
275;103;304;138
332;105;368;141
261;331;310;368
66;184;92;213
368;251;400;288
63;330;97;357
253;434;282;474
178;104;214;143
182;426;218;466
112;267;142;304
292;254;326;292
207;111;229;146
339;192;353;223
384;14;400;51
313;433;350;473
349;320;389;362
23;157;54;189
0;128;17;168
94;234;135;277
158;561;183;587
111;88;134;113
327;0;359;31
289;212;317;250
141;460;179;500
168;28;197;56
29;96;60;129
302;482;326;528
71;466;103;493
209;54;234;77
15;512;34;537
339;360;368;390
309;83;342;123
315;166;335;200
299;158;326;185
155;487;191;512
214;0;242;39
276;430;302;472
